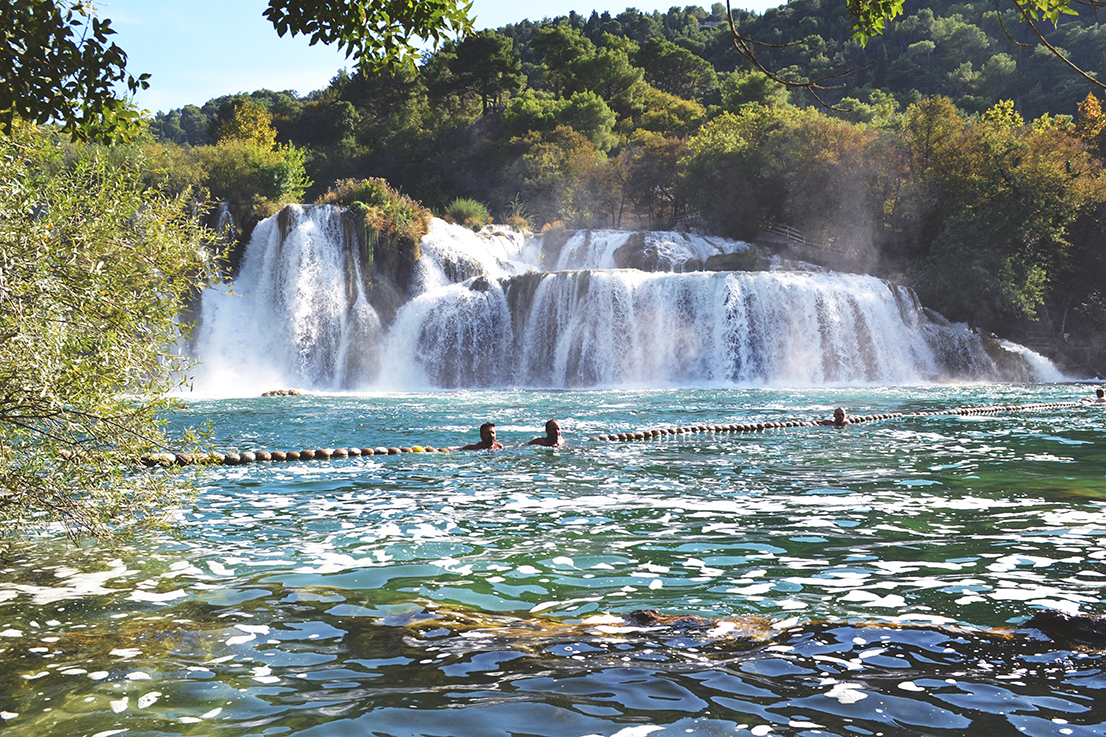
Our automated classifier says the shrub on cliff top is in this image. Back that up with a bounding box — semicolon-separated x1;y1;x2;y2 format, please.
320;178;430;286
444;197;492;230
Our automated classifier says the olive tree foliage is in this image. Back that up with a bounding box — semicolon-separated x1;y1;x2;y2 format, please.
0;0;149;142
4;1;474;147
263;0;473;71
0;127;221;535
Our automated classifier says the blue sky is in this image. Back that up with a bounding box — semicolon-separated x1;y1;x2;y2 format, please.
103;0;777;114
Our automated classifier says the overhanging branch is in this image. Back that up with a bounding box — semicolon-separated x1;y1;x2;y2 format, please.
726;0;874;111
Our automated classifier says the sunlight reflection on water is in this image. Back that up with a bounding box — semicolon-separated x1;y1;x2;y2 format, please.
2;385;1106;735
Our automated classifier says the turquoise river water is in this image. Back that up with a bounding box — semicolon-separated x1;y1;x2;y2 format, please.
2;384;1106;736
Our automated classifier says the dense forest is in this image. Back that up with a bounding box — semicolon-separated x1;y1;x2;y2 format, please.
136;0;1106;374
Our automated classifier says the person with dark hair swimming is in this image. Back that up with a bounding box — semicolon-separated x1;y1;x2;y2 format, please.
525;419;566;447
1080;388;1106;404
456;422;504;450
817;407;850;426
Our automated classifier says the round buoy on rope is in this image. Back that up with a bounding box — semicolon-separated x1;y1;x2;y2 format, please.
270;451;286;461
387;447;400;455
223;453;241;466
240;451;256;463
286;451;301;461
141;453;172;467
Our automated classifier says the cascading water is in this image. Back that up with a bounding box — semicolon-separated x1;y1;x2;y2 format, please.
380;269;1029;388
192;205;383;393
190;206;1063;396
554;229;751;271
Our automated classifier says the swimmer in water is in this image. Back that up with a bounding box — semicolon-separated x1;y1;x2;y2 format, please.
1080;388;1105;404
456;422;504;450
817;407;849;426
524;419;566;447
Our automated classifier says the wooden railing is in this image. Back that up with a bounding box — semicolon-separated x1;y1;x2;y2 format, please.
760;223;853;256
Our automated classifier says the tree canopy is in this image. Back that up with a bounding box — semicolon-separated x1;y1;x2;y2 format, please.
7;0;1106;143
0;0;149;142
0;126;221;534
263;0;473;71
2;0;474;144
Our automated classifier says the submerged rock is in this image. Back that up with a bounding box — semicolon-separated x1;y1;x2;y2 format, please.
1025;610;1106;647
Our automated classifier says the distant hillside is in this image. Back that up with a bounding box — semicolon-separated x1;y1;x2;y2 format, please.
139;1;1106;374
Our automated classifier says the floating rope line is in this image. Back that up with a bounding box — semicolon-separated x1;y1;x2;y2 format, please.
142;401;1086;467
141;444;446;467
584;401;1083;443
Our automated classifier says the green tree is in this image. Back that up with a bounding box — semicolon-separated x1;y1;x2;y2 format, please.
504;91;564;136
530;25;596;99
904;99;1106;324
637;86;706;136
188;99;312;215
726;0;1106;105
618;130;690;227
0;0;149;142
443;30;524;115
680;107;795;239
263;0;473;71
5;0;473;145
719;71;790;111
215;99;279;149
636;38;718;101
193;139;312;217
559;91;618;151
0;126;220;533
566;44;645;106
503;90;616;151
502;125;608;228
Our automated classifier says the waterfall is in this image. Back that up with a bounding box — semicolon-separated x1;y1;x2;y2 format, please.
554;230;751;271
190;207;1063;396
192;205;383;393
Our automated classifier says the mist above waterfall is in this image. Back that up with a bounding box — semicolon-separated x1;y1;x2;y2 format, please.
188;206;1063;397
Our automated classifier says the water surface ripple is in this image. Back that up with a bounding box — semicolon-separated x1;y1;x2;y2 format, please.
2;386;1105;736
